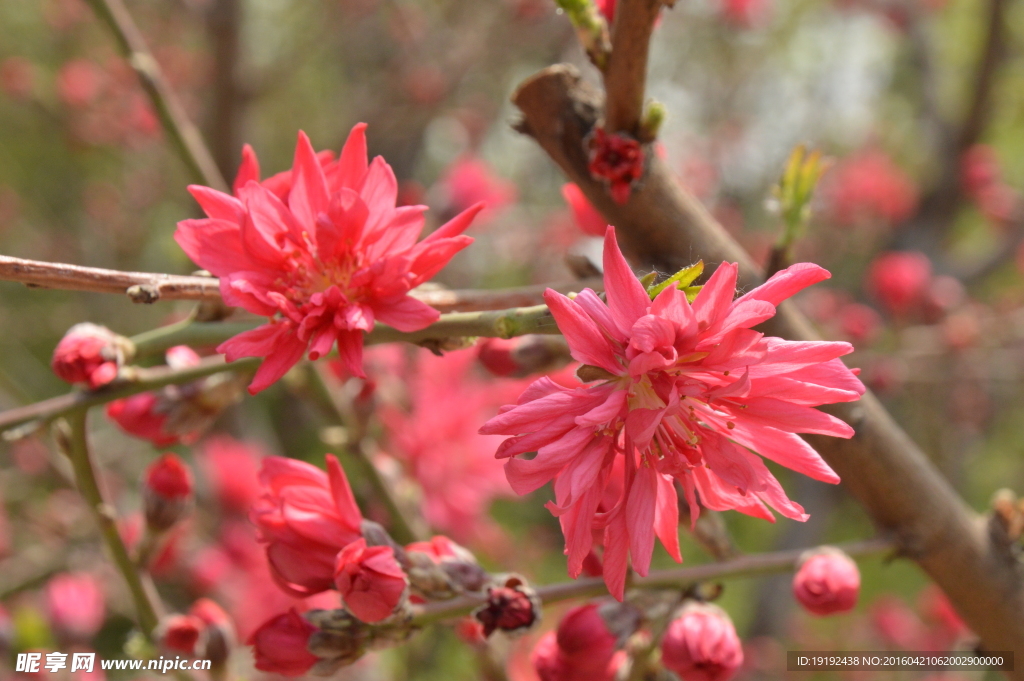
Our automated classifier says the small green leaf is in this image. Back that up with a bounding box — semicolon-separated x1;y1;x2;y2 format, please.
639;271;658;288
683;285;702;303
647;261;704;299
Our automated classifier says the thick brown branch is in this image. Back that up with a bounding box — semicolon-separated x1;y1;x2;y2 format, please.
84;0;228;191
603;0;663;134
0;254;599;310
513;64;1024;670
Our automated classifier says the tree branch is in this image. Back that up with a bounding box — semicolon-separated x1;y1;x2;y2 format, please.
411;538;894;626
0;253;598;311
512;64;1024;669
603;0;663;134
0;304;559;433
58;411;160;636
84;0;228;191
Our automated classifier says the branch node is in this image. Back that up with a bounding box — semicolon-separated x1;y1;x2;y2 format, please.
127;284;161;304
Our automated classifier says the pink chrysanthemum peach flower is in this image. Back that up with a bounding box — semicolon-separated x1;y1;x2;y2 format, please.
481;228;865;599
175;124;482;393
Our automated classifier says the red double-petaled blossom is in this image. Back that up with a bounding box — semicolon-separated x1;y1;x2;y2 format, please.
482;227;865;598
175;124;482;394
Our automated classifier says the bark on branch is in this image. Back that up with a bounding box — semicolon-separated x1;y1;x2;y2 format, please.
512;63;1024;668
0;254;598;312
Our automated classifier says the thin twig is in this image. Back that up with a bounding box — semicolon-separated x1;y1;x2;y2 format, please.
84;0;228;190
311;364;425;545
0;254;599;310
410;537;894;626
57;411;160;635
0;304;559;432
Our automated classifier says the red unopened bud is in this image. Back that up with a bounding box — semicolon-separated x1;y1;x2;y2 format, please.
477;336;572;379
961;144;1001;197
143;453;194;531
189;598;235;665
532;603;625;681
866;251;932;317
587;128;645;204
106;393;177;446
248;609;319;677
158;614;203;654
105;346;240;447
474;576;539;637
792;547;860;616
661;603;743;681
334;538;408;623
51;323;130;389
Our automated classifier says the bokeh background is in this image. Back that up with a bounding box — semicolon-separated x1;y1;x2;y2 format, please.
0;0;1021;677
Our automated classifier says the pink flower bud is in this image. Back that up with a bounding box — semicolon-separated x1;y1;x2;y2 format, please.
531;603;624;681
661;603;743;681
824;149;918;226
477;336;573;378
143;453;194;531
190;597;232;628
189;598;234;666
961;145;1001;197
248;609;319;677
51;323;127;389
838;303;881;344
251;455;363;596
56;59;103;108
106;393;178;446
45;573;106;639
158;614;203;654
588;129;645;205
866;251;932;317
334;538;408;623
561;183;608;237
792;548;860;616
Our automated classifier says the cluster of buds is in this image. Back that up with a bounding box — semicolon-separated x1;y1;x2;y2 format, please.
247;455;539;676
51;323;133;389
105;345;246;446
587;128;646;204
157;598;235;672
791;547;861;616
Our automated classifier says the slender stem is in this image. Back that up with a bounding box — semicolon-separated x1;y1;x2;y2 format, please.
0;304;559;432
59;411;160;635
83;0;228;191
310;365;424;544
130;305;558;357
0;254;599;310
410;537;894;626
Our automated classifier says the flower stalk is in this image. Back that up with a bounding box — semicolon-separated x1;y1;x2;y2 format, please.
55;410;161;636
